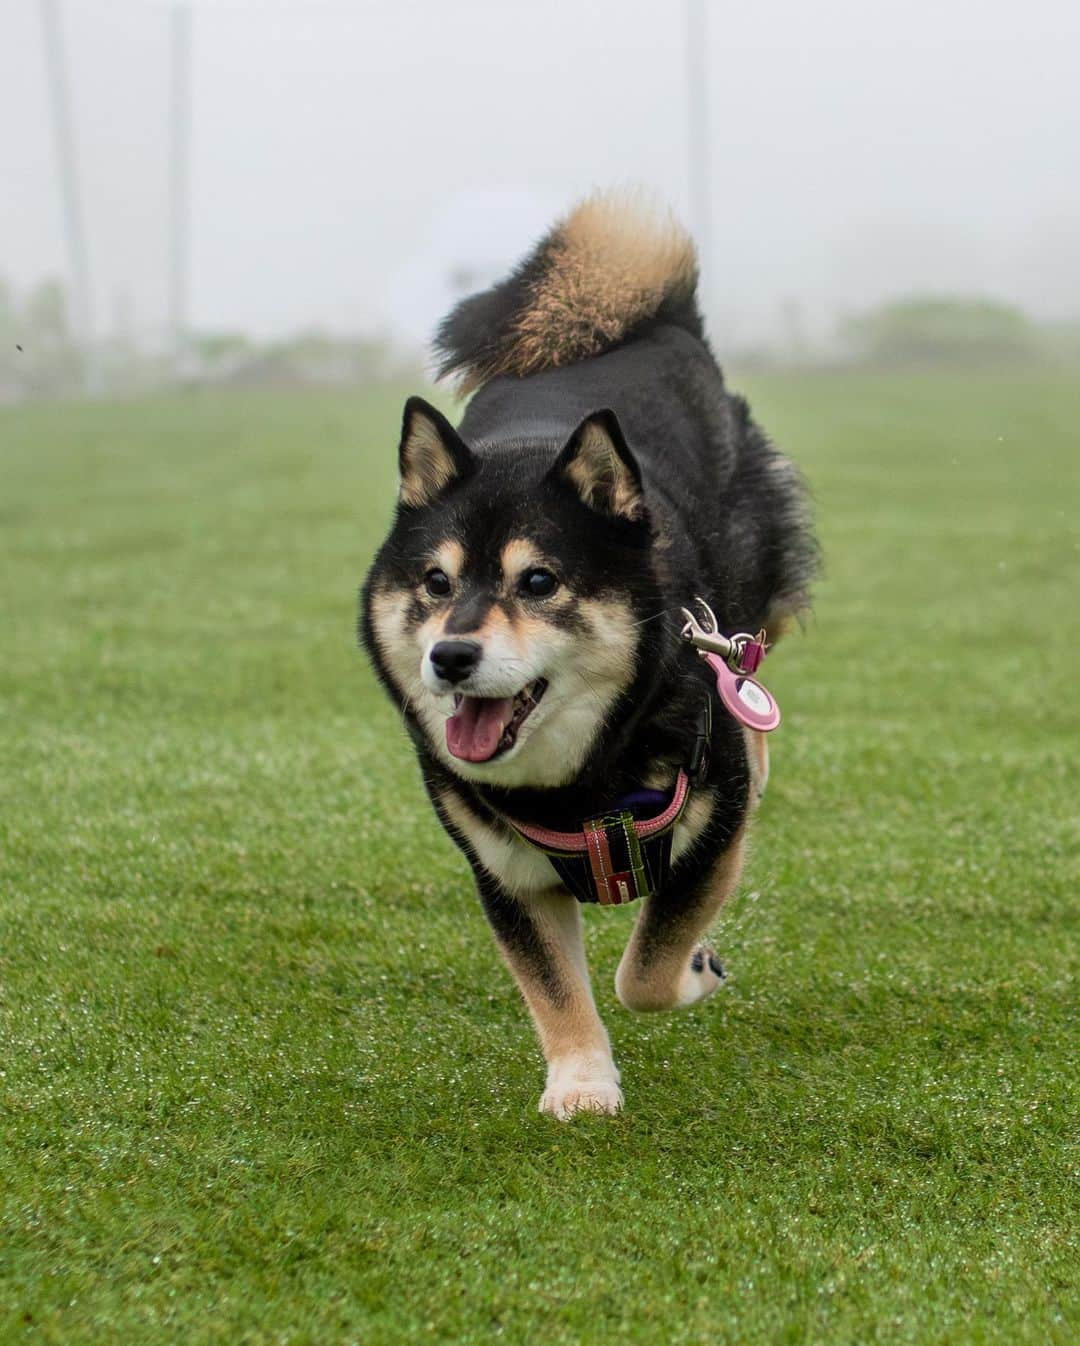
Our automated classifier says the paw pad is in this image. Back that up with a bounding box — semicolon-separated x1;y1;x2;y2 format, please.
690;947;724;979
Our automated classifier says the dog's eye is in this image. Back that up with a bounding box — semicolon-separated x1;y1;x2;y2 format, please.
521;568;558;598
424;568;452;598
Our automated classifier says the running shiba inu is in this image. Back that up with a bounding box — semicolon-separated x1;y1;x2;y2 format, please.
361;193;817;1119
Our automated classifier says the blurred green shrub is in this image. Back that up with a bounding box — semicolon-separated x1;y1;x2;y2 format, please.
839;296;1037;366
1;277;84;400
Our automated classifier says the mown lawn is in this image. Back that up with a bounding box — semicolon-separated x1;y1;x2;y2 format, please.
1;371;1077;1344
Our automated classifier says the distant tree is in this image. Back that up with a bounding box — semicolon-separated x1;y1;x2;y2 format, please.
24;279;71;344
219;330;406;388
192;331;254;364
840;296;1036;366
14;278;83;398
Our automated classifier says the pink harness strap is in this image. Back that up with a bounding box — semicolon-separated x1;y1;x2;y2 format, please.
506;769;691;853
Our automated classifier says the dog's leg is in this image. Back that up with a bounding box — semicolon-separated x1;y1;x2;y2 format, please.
476;872;622;1119
745;728;769;803
615;823;747;1012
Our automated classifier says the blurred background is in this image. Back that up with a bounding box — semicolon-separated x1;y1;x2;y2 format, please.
3;0;1079;400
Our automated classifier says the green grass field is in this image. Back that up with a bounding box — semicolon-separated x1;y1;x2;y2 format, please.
1;371;1077;1344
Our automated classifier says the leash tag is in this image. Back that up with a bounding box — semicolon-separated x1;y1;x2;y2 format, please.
707;654;782;732
737;638;766;674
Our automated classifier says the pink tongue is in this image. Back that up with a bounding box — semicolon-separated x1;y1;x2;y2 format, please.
446;696;515;763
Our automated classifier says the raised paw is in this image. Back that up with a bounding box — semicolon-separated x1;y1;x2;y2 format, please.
539;1055;623;1121
615;944;727;1012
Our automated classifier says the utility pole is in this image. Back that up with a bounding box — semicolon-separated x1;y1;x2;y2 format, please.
169;2;192;370
39;0;95;387
684;0;712;309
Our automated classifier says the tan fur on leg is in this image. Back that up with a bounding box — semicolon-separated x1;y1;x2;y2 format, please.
494;888;622;1119
615;824;747;1012
745;729;770;804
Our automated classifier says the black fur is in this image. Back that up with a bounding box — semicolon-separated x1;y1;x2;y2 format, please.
360;247;817;1012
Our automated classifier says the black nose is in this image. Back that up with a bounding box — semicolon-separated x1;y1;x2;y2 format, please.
429;639;481;685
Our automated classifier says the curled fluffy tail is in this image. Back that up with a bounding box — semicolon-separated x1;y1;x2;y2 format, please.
434;191;702;394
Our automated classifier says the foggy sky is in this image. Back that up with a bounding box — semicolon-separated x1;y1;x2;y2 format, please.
4;0;1080;349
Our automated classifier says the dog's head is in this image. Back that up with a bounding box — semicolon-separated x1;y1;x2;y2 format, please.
362;397;661;788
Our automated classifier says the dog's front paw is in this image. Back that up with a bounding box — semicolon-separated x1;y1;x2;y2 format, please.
539;1055;623;1121
539;1078;624;1120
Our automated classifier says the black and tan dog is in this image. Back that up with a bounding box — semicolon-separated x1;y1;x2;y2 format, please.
361;193;816;1119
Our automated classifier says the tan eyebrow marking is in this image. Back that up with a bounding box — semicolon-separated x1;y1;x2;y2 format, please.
431;539;465;579
500;539;540;581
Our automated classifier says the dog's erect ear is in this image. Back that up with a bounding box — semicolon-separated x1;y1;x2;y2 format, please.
398;397;474;508
549;409;645;521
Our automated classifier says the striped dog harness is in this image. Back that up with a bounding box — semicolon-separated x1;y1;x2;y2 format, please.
504;771;692;906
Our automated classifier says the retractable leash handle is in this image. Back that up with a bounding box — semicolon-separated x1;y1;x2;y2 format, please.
679;600;782;733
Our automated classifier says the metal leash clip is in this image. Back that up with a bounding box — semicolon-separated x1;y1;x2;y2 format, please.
679;598;768;675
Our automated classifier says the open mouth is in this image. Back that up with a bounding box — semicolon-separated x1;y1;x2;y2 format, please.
445;679;548;764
